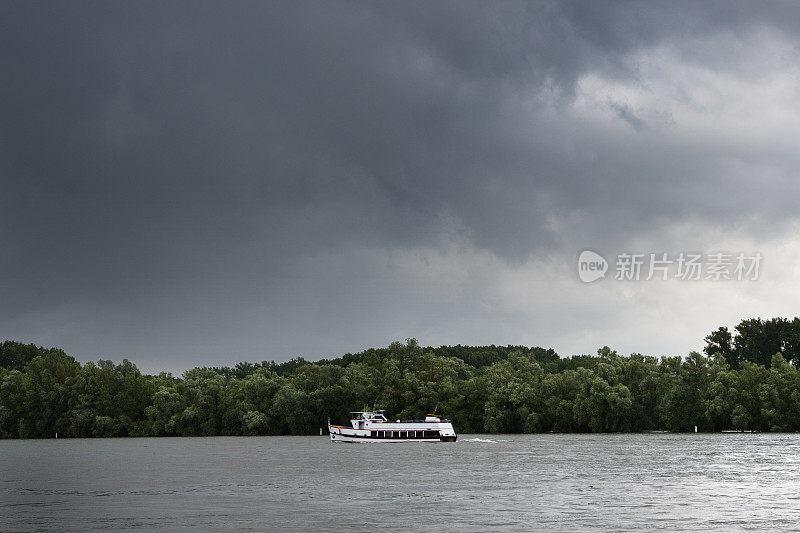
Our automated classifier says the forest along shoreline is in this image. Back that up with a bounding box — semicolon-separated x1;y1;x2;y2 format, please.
2;317;799;438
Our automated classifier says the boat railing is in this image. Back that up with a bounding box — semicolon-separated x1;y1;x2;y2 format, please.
347;418;452;423
393;419;451;423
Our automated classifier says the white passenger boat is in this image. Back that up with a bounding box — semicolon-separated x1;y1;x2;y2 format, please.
328;409;457;443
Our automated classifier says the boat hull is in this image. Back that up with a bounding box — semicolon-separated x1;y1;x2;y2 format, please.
331;433;449;443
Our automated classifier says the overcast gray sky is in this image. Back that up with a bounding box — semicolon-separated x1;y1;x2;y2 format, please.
4;1;800;373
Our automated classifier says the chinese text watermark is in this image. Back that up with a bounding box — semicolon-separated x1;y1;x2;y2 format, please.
578;250;762;283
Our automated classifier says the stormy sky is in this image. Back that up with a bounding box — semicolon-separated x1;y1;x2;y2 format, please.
4;1;800;373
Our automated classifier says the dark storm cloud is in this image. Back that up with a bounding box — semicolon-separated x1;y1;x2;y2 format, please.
3;1;800;369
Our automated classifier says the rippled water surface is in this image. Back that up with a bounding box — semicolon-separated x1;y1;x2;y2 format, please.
3;434;800;531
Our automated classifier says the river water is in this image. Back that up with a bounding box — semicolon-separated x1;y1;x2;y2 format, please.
2;433;800;531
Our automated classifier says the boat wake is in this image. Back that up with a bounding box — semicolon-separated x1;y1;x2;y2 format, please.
464;437;500;443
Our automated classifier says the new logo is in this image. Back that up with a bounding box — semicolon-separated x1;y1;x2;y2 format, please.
578;250;608;283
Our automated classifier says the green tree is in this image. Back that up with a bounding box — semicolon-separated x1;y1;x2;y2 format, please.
482;351;544;433
704;327;737;368
759;353;800;431
659;352;710;431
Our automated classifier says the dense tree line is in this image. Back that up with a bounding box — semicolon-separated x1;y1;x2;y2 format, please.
703;317;800;369
2;317;800;438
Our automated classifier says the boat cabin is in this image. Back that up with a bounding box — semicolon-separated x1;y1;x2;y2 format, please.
350;410;387;428
351;411;387;421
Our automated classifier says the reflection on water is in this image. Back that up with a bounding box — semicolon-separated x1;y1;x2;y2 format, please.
2;434;800;531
